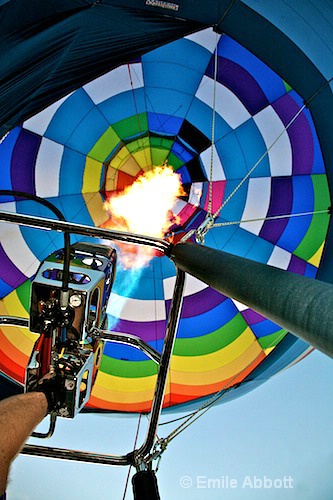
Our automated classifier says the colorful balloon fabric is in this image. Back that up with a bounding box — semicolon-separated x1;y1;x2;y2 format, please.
0;28;330;412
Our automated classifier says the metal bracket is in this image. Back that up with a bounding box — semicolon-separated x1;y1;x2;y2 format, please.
31;411;57;439
93;330;161;364
194;215;215;245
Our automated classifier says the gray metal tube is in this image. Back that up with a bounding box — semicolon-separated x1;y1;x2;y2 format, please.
171;242;333;358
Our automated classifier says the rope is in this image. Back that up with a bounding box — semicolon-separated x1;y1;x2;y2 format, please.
159;412;198;426
207;33;219;217
187;101;309;245
189;71;333;245
122;413;142;500
161;208;330;430
211;103;307;221
161;327;288;444
215;0;238;28
212;208;330;228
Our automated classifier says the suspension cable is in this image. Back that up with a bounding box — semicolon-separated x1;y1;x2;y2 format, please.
165;79;333;440
212;208;330;228
122;413;142;500
207;32;219;217
186;75;333;244
161;328;288;444
212;103;307;222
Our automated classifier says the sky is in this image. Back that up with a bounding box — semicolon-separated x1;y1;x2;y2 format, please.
7;347;333;500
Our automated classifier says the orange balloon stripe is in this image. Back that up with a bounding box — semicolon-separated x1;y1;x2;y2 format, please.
87;395;153;413
0;349;25;383
169;351;266;400
86;352;266;412
0;329;29;368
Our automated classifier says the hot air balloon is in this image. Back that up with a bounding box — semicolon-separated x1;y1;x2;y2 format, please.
1;0;333;497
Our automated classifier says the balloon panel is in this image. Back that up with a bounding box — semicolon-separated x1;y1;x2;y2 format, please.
0;29;330;413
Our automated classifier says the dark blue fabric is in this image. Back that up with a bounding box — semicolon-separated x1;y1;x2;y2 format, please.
0;0;329;138
0;374;23;402
0;0;205;136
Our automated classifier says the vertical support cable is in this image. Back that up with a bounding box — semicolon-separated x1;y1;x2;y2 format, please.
207;33;219;217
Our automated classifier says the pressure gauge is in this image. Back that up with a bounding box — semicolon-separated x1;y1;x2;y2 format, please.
69;293;83;308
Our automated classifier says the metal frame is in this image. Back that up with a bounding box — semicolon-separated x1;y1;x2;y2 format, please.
95;330;161;364
0;211;171;254
0;210;185;468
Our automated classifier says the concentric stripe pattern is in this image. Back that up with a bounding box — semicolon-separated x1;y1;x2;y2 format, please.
0;29;329;413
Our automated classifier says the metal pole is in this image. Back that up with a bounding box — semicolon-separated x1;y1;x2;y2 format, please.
0;211;170;254
171;242;333;358
21;443;131;465
135;268;185;463
0;316;29;328
94;330;161;364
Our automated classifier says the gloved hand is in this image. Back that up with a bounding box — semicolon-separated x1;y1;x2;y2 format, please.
31;371;66;414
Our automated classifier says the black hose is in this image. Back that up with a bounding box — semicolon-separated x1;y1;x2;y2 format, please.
0;190;71;292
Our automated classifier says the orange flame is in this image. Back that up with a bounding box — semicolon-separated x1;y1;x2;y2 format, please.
104;166;184;268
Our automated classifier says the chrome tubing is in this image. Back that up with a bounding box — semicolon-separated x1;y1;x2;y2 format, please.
21;443;132;466
135;268;185;464
0;316;29;327
0;211;171;254
94;330;161;364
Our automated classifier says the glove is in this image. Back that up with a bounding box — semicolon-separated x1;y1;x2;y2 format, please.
32;372;66;414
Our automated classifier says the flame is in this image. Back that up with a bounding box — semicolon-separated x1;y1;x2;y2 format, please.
104;166;184;268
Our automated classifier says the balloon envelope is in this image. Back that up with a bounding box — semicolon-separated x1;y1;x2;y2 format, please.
0;2;332;413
